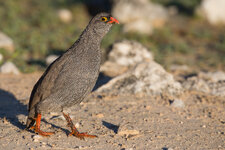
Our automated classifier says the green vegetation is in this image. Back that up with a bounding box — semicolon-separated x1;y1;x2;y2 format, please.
0;0;224;72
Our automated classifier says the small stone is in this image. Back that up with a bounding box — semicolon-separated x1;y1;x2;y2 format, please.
0;53;3;62
46;55;59;65
58;9;72;23
95;113;104;118
0;32;14;52
125;148;133;150
0;62;20;75
32;135;42;142
118;129;140;136
75;123;80;128
202;125;206;128
170;99;185;108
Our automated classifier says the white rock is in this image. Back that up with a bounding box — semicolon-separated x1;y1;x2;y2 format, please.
0;32;14;52
109;40;153;66
0;53;3;62
199;71;225;82
75;122;80;128
112;0;168;34
170;99;185;108
197;0;225;25
32;135;42;142
183;77;210;93
58;9;72;23
101;40;153;76
182;72;225;97
0;62;20;75
98;61;182;96
46;55;59;65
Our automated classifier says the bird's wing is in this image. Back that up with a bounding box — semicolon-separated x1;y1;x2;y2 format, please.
28;50;96;111
28;52;71;111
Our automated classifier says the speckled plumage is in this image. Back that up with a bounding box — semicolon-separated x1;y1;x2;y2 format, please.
26;12;114;128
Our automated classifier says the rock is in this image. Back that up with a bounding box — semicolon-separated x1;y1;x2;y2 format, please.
0;53;3;62
118;129;140;137
197;0;225;25
170;99;185;108
108;40;153;67
75;122;80;128
182;77;210;93
100;61;128;77
182;71;225;97
101;40;153;76
0;32;14;52
32;135;42;142
0;62;20;75
58;9;72;23
112;0;168;34
170;65;190;72
199;71;225;82
98;61;182;96
46;55;59;65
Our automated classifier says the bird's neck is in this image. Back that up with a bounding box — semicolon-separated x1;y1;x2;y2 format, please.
78;25;103;47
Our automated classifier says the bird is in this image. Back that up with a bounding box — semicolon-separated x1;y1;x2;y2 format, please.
26;12;119;140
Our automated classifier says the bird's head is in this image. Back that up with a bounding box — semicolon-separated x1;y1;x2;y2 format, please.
88;12;119;38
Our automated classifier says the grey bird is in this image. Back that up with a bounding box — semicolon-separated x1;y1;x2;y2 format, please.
26;12;119;139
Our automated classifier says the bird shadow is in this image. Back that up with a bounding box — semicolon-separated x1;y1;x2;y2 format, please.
92;72;112;91
102;120;119;134
0;89;27;130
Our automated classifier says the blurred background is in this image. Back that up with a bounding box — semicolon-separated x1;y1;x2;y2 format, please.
0;0;224;73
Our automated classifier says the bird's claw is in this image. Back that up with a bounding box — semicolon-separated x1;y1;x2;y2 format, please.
69;131;97;140
29;126;55;137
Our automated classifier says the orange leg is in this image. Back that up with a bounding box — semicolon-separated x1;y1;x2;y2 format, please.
30;113;54;137
62;112;97;140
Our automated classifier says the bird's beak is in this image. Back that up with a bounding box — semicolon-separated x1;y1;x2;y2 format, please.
108;17;119;24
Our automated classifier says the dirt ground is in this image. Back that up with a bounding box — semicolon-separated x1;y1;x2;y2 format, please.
0;73;224;150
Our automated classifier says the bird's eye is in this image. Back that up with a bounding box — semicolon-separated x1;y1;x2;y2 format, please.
101;17;108;22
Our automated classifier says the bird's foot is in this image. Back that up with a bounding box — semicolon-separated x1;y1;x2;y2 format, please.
69;130;97;140
62;112;97;140
30;126;55;137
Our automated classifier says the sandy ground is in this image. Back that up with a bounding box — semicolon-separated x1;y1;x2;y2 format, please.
0;73;224;150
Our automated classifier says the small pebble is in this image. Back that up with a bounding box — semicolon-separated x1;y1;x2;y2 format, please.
75;123;80;128
118;130;139;136
0;61;20;75
170;99;185;108
32;135;42;142
46;55;59;65
0;53;3;62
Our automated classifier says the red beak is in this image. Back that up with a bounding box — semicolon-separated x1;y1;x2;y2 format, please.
108;17;119;24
